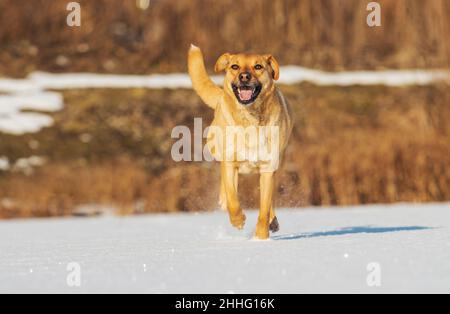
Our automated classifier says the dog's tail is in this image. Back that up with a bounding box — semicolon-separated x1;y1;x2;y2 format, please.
188;44;223;110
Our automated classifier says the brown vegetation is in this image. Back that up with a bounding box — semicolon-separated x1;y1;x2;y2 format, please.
1;0;449;218
0;0;449;77
1;84;449;218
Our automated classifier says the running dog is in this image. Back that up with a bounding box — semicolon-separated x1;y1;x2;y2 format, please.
188;45;293;239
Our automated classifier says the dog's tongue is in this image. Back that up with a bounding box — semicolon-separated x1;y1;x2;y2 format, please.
239;89;253;101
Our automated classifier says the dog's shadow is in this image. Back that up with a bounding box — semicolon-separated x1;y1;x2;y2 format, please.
272;225;432;241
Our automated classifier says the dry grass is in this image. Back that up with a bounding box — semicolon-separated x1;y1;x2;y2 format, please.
1;1;449;218
1;84;449;218
281;84;450;206
0;0;449;77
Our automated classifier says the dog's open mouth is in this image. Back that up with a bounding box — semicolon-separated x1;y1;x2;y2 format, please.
232;84;262;105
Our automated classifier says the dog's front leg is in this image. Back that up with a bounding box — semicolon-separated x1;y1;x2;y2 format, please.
256;172;274;240
219;165;238;211
222;162;245;229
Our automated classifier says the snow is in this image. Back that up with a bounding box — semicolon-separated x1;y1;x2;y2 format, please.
0;156;45;174
2;68;449;92
0;202;449;293
0;157;9;171
0;91;63;135
0;68;449;135
278;66;450;86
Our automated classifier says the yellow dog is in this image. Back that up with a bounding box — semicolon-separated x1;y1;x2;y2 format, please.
188;45;293;239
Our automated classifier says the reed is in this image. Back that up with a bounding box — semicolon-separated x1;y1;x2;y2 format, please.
1;84;449;218
0;0;449;77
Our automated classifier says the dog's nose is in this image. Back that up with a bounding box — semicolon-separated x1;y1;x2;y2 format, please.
239;72;252;82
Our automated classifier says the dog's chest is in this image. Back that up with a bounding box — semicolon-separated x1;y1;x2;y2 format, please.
206;125;280;174
237;160;272;174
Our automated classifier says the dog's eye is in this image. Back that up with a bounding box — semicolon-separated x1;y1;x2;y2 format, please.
231;65;240;70
254;64;263;70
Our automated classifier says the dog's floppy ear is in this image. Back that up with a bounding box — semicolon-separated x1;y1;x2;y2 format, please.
215;53;231;73
265;55;280;80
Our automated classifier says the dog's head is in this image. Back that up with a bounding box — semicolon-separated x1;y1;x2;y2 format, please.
215;53;280;106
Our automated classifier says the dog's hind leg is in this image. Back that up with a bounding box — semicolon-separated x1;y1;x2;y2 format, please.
261;176;279;233
269;205;280;233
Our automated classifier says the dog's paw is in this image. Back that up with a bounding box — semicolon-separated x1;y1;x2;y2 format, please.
229;212;246;230
255;219;270;239
255;226;270;240
269;216;280;233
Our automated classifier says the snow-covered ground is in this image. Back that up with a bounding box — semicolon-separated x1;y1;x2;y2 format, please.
1;68;449;135
0;91;63;134
0;203;449;293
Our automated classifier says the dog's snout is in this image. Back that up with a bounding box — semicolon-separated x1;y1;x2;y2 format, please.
239;72;252;83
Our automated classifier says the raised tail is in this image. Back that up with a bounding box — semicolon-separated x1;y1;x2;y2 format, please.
188;45;223;110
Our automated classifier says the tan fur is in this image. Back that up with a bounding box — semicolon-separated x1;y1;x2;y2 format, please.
188;45;293;239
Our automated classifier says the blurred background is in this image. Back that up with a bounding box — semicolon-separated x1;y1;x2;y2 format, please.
0;0;449;218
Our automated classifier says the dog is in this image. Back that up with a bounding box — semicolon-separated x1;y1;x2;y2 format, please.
188;45;293;239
